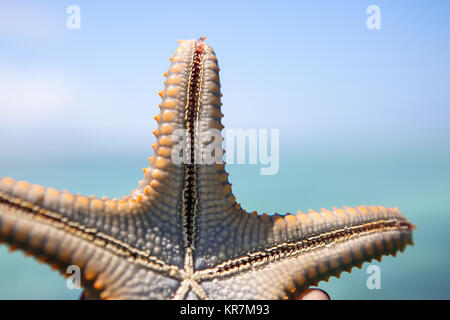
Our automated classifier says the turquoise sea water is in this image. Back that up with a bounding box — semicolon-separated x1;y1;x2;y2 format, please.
0;144;449;299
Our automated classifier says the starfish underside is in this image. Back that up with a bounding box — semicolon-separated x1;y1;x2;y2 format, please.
0;38;414;300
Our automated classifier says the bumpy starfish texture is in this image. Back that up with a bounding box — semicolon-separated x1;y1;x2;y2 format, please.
0;38;415;300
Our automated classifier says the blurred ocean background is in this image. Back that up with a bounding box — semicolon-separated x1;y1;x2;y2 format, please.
0;0;449;299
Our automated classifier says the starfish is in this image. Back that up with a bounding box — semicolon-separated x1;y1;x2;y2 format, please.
0;38;415;300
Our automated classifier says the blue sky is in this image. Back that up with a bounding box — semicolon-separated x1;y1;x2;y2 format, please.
1;0;449;158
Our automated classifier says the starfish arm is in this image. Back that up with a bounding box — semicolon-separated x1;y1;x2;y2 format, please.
137;39;227;250
0;177;185;299
195;205;414;299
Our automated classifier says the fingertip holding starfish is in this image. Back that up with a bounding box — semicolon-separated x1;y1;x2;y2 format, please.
0;38;414;299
